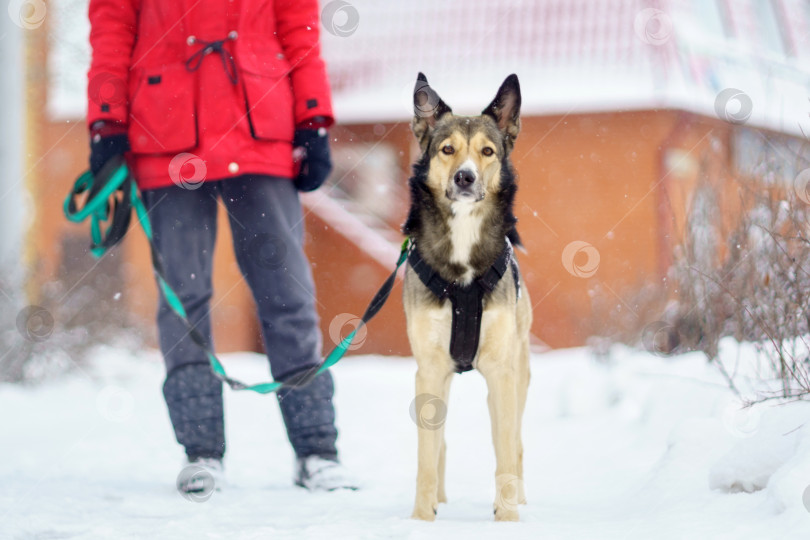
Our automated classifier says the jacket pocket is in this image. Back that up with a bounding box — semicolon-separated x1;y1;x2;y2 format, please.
240;55;295;142
128;64;197;154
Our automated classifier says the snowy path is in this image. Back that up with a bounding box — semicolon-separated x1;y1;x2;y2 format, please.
2;344;809;539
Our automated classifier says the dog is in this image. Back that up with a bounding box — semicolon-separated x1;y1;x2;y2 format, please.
402;73;532;522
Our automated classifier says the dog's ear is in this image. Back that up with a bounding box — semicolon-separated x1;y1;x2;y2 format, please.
411;73;452;152
482;74;521;153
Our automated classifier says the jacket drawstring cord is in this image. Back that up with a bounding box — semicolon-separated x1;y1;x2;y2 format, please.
185;31;238;84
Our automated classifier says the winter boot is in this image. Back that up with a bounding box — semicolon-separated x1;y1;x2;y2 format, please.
176;457;224;500
294;455;359;491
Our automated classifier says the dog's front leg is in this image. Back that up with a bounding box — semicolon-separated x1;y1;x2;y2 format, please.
479;359;521;522
412;367;452;521
436;370;452;504
437;436;448;503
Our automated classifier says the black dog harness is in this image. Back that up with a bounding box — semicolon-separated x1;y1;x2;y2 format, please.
408;241;520;373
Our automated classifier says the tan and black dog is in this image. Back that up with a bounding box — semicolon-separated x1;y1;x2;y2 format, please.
402;73;532;521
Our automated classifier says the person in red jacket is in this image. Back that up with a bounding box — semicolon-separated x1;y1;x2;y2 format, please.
87;0;357;492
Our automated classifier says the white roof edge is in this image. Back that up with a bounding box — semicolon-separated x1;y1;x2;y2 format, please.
335;93;808;139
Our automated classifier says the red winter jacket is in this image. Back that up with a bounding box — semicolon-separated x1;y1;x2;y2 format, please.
87;0;334;190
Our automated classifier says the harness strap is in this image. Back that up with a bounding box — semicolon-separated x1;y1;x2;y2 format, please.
407;242;519;373
511;253;521;298
448;283;484;372
477;245;511;292
407;248;451;299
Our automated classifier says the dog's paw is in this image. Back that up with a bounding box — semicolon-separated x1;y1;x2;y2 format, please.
494;474;522;519
411;505;437;521
493;506;519;522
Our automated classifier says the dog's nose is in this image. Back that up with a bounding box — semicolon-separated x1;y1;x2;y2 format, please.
454;169;475;187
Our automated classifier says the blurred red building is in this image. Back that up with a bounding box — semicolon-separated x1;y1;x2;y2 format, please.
25;0;810;356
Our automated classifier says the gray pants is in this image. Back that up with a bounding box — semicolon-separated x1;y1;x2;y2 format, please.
141;175;338;460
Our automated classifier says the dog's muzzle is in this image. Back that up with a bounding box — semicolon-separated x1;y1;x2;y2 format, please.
454;169;475;187
447;167;483;202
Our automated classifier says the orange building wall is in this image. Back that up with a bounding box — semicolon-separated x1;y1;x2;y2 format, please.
511;110;688;347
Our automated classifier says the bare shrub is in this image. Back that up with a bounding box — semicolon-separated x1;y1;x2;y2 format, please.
590;142;810;403
670;171;810;401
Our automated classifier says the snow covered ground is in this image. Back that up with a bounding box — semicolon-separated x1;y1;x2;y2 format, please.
2;341;810;539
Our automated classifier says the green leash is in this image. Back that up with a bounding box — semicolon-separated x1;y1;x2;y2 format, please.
64;159;410;393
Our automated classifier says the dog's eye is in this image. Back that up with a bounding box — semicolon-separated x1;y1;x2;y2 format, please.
481;147;494;157
441;145;455;155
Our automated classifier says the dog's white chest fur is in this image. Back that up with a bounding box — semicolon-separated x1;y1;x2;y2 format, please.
449;202;482;284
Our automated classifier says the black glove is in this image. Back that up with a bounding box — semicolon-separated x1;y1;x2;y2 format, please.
292;128;332;192
90;131;130;176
